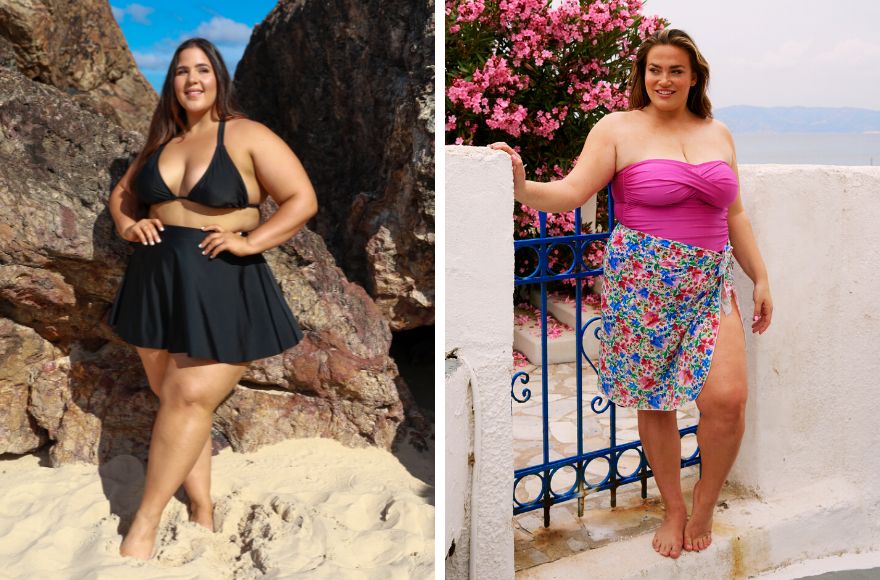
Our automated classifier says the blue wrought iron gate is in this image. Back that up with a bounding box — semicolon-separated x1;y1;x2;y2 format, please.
511;185;701;527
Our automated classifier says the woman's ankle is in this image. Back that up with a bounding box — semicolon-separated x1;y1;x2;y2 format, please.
189;497;213;512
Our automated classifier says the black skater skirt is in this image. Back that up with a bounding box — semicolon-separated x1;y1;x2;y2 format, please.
106;224;303;364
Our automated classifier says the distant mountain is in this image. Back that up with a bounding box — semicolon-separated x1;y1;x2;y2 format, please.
715;106;880;134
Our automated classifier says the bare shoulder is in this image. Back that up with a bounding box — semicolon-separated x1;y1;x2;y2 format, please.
587;110;633;144
225;117;295;158
707;117;734;143
594;110;634;131
225;117;279;142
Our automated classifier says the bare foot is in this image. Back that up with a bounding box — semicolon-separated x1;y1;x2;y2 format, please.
651;507;687;559
188;501;214;532
684;480;714;552
119;510;160;560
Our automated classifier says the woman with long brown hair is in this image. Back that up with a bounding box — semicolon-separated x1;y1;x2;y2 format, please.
491;28;773;559
106;37;317;560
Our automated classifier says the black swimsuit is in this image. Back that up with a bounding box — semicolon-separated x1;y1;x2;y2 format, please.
134;120;261;209
106;119;303;363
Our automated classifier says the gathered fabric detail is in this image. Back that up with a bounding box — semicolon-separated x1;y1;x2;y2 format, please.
597;224;736;410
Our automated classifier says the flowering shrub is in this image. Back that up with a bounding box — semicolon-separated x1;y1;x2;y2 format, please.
446;0;665;153
446;0;667;287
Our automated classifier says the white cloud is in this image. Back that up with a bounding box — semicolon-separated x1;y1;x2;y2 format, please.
126;4;154;25
133;50;173;73
112;3;154;25
192;16;252;44
816;38;880;68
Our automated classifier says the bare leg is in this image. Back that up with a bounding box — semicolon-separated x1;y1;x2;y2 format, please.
119;353;247;560
684;297;748;552
184;437;214;529
135;347;215;529
638;410;687;558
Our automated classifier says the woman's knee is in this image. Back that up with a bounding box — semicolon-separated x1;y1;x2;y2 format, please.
700;382;748;423
161;380;216;411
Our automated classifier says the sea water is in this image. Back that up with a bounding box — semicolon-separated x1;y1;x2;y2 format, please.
732;132;880;166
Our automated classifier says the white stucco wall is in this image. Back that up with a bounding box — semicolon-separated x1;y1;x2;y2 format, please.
445;146;515;580
445;157;880;577
445;358;473;578
729;166;880;519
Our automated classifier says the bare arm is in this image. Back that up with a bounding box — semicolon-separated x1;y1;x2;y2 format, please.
725;131;773;334
108;161;164;245
108;163;140;235
488;112;618;212
241;122;318;254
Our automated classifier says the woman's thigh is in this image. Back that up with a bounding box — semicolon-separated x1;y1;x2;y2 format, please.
160;352;249;410
136;347;171;395
696;295;748;414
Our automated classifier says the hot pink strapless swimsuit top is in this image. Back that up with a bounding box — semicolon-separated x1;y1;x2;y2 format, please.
610;159;738;252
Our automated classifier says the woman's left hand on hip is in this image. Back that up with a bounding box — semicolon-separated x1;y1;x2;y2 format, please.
198;225;256;259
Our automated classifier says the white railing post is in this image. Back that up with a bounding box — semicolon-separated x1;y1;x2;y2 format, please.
445;145;515;580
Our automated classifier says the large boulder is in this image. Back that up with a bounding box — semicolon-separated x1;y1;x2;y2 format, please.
0;65;403;465
0;317;51;454
0;0;156;134
234;0;435;331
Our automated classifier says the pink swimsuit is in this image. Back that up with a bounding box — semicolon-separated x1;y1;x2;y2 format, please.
610;159;738;252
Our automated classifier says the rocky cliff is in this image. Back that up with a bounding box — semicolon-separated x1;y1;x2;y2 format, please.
0;0;156;134
234;0;435;331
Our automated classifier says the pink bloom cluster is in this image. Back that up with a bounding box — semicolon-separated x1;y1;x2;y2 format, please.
446;0;665;145
447;55;531;138
532;107;568;140
513;349;531;368
514;202;575;238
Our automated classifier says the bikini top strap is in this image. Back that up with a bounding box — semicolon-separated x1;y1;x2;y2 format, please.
218;119;225;144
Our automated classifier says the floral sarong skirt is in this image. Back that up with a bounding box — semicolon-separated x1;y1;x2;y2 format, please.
597;224;736;410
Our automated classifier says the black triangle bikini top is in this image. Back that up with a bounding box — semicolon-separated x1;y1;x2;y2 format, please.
133;120;260;209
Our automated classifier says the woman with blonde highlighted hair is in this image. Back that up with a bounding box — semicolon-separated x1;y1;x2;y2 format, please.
491;28;773;559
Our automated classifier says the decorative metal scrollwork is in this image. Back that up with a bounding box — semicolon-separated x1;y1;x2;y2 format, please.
579;315;603;373
590;394;611;414
510;371;532;403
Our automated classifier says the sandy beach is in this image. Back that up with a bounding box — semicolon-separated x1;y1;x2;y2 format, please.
0;437;434;579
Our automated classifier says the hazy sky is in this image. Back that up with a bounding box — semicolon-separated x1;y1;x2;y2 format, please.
644;0;880;110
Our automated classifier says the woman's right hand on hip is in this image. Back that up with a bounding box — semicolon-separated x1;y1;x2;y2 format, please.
488;142;527;200
123;218;165;245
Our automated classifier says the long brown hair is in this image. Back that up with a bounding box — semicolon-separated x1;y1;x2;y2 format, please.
627;28;712;118
130;38;246;178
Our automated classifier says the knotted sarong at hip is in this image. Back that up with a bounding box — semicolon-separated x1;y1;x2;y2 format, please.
597;224;736;410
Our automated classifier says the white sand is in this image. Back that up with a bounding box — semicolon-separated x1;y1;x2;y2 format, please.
0;438;434;579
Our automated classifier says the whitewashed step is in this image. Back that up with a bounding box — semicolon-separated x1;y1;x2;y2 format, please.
530;287;602;330
513;292;602;366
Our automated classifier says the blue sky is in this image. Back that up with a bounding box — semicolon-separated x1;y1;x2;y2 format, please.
111;1;278;91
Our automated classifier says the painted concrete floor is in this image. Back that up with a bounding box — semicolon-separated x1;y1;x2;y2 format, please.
511;362;713;572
